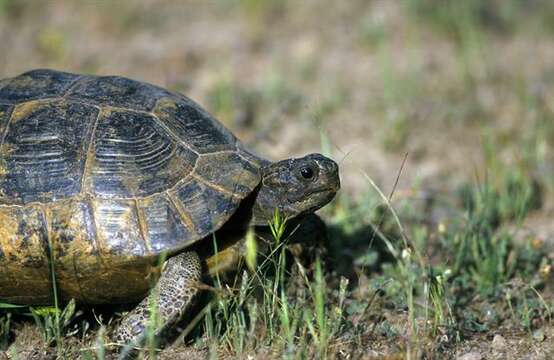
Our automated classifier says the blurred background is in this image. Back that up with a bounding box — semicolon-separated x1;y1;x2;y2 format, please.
1;0;554;201
1;1;554;357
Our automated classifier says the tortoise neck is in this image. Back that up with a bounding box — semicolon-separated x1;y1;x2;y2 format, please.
249;163;277;226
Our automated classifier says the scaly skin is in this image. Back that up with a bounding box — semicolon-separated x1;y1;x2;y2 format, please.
113;251;202;345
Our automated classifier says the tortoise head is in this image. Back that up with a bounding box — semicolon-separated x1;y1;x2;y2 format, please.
250;153;340;226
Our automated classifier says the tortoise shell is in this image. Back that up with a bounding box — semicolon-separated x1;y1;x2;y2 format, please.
0;69;261;304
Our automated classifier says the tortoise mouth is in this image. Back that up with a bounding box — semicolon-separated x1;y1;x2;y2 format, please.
286;170;340;204
285;189;337;218
286;187;337;204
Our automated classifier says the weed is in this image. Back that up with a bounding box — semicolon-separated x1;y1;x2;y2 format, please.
30;300;80;346
0;312;11;350
37;29;67;63
0;2;553;358
200;210;352;357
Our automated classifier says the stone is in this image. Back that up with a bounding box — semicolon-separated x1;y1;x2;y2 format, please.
532;329;545;342
456;351;483;360
491;334;507;350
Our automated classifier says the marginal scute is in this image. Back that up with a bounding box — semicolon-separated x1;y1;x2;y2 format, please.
195;152;260;197
45;199;99;301
170;178;242;241
92;198;147;256
88;109;198;198
0;204;52;304
0;69;80;104
0;99;99;204
153;97;237;154
67;75;171;111
87;196;157;303
238;145;269;168
137;193;194;254
79;255;155;304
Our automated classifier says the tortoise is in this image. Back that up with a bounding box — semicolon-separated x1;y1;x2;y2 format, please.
0;69;340;345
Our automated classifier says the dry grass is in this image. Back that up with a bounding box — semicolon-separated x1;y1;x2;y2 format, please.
0;1;553;359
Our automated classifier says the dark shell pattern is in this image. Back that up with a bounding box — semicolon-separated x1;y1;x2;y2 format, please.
0;69;261;304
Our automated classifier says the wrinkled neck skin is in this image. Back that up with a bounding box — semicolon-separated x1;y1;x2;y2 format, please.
248;159;277;226
250;188;333;227
250;160;299;226
250;183;286;226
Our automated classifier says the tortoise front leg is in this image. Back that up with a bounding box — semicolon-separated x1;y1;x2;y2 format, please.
113;251;202;347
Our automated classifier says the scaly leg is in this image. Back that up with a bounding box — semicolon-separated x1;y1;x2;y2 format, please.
113;251;202;346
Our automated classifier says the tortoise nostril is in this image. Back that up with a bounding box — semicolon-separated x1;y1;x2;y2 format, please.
322;159;339;174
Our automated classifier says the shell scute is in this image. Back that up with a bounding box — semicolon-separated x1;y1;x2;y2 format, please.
0;99;99;204
170;178;241;240
0;205;52;304
194;152;260;197
87;109;198;198
0;104;11;138
67;75;171;111
92;198;147;256
45;199;99;300
137;193;194;253
0;69;80;104
153;97;237;154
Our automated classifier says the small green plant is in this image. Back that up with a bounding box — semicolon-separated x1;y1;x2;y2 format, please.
269;208;287;243
207;73;235;123
427;269;456;337
200;208;353;357
30;299;78;345
37;28;67;62
0;312;11;350
451;180;544;297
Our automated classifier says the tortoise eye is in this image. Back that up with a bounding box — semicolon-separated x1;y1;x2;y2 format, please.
300;166;314;179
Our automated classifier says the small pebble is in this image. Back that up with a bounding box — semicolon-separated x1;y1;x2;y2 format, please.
456;351;483;360
532;329;545;342
522;353;548;360
491;334;507;350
